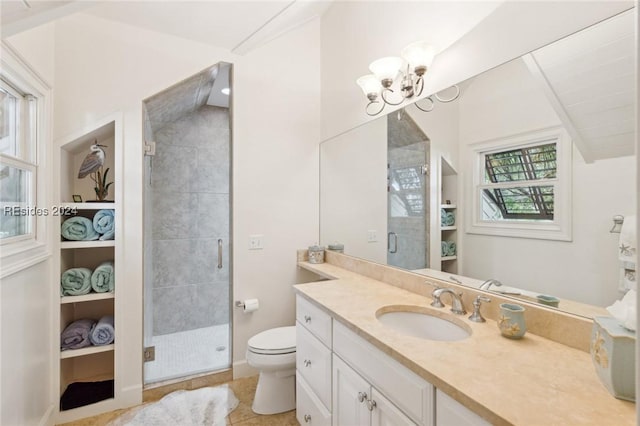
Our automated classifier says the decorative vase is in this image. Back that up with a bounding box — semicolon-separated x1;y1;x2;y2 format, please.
498;303;526;339
590;316;636;401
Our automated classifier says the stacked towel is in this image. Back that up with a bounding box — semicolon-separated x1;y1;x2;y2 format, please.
440;209;455;227
619;215;637;292
61;319;96;350
60;268;92;296
93;209;115;241
61;217;100;241
89;315;115;346
441;241;456;256
91;261;115;293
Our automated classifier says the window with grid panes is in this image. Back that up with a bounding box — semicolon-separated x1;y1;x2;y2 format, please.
467;127;571;241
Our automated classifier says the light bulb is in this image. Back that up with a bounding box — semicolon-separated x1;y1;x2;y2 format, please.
369;56;404;86
356;75;381;97
401;41;437;75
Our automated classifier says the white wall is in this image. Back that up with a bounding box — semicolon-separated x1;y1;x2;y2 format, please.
4;23;55;86
458;58;635;306
1;27;55;426
231;18;321;377
51;13;237;409
320;1;634;142
6;9;321;414
319;118;387;264
320;0;501;141
1;262;53;426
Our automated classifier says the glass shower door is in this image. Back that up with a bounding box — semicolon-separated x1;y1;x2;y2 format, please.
387;113;430;270
142;64;232;384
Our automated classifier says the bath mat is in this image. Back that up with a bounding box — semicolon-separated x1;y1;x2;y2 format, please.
108;385;239;426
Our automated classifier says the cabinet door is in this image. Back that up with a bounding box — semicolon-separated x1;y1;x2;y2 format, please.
332;355;370;426
370;388;417;426
436;390;491;426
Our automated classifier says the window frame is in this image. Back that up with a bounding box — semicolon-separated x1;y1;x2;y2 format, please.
0;42;52;277
1;80;38;244
465;126;572;241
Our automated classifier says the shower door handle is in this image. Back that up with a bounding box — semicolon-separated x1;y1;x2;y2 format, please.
388;232;398;253
217;239;223;269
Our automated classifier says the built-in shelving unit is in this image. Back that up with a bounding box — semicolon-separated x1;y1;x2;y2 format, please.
440;158;459;274
60;344;115;360
61;292;115;304
55;115;122;423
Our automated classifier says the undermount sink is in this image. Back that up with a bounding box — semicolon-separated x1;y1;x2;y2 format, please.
376;306;471;342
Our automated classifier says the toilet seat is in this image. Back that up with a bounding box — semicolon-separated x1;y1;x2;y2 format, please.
248;326;296;355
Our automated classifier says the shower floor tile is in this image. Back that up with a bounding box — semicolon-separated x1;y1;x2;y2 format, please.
145;324;230;384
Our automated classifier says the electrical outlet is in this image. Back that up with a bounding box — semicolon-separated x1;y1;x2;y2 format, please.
367;230;378;242
249;234;264;250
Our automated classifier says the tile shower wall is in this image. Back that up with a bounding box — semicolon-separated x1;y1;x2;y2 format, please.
151;105;230;335
387;113;430;270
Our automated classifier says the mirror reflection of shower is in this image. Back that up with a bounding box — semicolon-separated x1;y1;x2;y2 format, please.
142;62;232;383
387;111;430;270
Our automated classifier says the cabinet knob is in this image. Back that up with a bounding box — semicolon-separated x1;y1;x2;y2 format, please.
357;391;367;403
304;359;312;367
304;315;312;323
304;414;312;423
367;399;377;411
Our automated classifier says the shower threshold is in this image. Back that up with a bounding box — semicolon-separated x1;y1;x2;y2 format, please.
144;324;230;384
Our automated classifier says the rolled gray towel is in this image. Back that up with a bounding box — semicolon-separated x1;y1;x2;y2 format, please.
89;315;114;346
61;319;96;350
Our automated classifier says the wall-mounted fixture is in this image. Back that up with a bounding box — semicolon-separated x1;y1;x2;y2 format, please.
610;215;625;233
356;41;460;116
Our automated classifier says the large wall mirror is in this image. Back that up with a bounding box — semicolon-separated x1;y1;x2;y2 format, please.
320;10;636;318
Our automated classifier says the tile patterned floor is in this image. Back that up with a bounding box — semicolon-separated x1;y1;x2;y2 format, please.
144;324;230;383
58;376;298;426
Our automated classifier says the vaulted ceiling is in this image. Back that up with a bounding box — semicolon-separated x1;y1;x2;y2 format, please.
525;10;635;162
1;0;332;54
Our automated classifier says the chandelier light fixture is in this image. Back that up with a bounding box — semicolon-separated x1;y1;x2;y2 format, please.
357;41;460;116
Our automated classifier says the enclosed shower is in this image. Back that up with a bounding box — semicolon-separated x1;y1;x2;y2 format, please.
142;63;232;384
387;112;430;270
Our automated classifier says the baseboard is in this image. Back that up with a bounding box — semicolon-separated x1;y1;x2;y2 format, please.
120;383;144;407
232;360;258;379
37;404;55;426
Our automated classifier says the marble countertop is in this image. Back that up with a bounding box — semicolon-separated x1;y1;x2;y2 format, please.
294;261;635;425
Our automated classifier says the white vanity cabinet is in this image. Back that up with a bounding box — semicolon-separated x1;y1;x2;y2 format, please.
436;390;491;426
333;354;416;426
333;321;434;426
297;294;489;426
296;295;333;425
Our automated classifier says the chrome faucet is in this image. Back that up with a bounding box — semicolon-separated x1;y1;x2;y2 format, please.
468;295;491;323
479;279;503;290
431;287;466;315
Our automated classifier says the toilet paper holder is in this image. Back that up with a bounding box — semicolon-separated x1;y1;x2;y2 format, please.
235;299;259;312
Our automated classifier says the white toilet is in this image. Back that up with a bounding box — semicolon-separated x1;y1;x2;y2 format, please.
246;326;297;415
